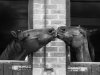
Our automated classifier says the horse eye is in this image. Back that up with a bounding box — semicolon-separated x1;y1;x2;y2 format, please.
27;34;30;36
60;28;66;32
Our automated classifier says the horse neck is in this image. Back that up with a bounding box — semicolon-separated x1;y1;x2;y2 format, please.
82;38;92;62
70;37;92;62
0;40;26;60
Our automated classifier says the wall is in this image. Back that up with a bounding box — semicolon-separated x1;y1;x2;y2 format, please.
32;0;70;75
71;0;100;26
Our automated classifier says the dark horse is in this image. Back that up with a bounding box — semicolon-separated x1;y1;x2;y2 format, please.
0;28;56;60
57;26;95;62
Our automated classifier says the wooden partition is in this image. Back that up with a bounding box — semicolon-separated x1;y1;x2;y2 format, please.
66;62;100;75
0;60;32;75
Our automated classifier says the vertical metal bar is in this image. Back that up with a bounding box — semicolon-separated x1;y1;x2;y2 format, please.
43;0;47;70
43;0;54;74
66;0;71;75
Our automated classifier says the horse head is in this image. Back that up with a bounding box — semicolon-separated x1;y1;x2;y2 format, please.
11;27;56;53
57;26;95;62
0;27;56;60
57;26;87;47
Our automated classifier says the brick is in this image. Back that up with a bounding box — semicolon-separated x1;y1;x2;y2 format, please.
52;63;66;68
51;0;66;4
33;53;48;57
59;15;66;19
57;4;65;9
33;20;49;25
34;3;42;9
56;69;66;75
46;47;58;52
46;15;58;19
34;14;43;19
51;20;65;25
33;58;41;63
34;9;44;14
42;57;58;63
50;41;65;46
34;0;44;4
33;68;42;75
33;24;44;29
46;25;59;29
43;4;57;9
50;53;66;57
58;57;66;63
33;64;43;68
34;20;44;24
59;47;66;52
51;10;65;14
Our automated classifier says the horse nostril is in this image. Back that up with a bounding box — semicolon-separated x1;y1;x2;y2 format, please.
48;29;55;34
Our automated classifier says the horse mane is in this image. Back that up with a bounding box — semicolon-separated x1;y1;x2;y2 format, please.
0;38;24;60
79;27;95;61
0;32;14;55
87;34;95;61
76;26;95;61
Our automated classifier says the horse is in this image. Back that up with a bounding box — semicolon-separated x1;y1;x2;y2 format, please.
0;28;56;60
57;26;95;62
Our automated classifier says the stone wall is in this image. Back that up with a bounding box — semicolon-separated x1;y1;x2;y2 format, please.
32;0;70;75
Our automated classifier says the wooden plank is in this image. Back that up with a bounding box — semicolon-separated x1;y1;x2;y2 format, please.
21;62;32;75
67;63;76;75
74;63;83;75
71;0;100;2
71;18;100;26
66;65;72;75
28;0;33;29
0;63;3;75
3;62;13;75
71;2;100;18
66;0;70;27
83;63;91;75
91;64;100;75
12;62;22;75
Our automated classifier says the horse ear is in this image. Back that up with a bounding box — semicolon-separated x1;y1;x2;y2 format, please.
11;31;18;38
88;29;97;33
87;29;98;36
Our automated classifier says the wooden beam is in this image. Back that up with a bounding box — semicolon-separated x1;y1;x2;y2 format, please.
71;0;100;2
66;0;71;27
71;17;100;26
28;0;33;29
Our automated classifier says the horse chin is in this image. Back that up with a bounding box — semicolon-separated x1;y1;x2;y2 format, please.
57;34;65;40
63;37;72;46
38;37;54;45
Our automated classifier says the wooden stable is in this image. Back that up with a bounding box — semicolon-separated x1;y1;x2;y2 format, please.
0;60;32;75
0;61;100;75
66;62;100;75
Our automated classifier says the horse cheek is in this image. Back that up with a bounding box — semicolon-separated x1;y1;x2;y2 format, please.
24;39;40;53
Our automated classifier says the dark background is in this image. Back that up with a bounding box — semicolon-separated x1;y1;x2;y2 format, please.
0;0;100;61
71;0;100;61
0;0;28;55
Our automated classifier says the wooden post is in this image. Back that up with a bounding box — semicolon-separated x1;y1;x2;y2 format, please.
28;0;34;74
28;0;33;29
66;0;71;27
